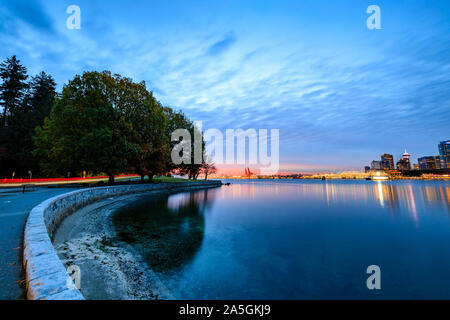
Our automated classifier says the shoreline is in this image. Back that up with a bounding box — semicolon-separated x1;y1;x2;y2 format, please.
53;188;212;300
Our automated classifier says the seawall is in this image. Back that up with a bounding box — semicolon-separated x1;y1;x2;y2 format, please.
22;181;222;300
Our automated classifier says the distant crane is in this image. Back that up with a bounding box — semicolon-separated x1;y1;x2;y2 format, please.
244;167;254;178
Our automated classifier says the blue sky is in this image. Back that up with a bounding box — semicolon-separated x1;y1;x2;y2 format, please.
0;0;449;172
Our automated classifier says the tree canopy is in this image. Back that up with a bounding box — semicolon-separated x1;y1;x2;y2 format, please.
0;55;28;127
0;55;208;182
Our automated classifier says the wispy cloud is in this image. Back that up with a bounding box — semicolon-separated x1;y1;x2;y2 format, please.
0;0;449;169
206;33;237;56
1;0;54;33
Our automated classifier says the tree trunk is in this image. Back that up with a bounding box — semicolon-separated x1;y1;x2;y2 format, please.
108;174;115;184
2;108;6;127
205;173;208;180
140;175;145;182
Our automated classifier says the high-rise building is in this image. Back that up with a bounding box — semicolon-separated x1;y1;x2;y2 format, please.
397;159;411;170
381;154;394;170
418;156;436;170
402;149;410;161
397;149;411;170
371;160;382;170
438;140;450;169
435;155;442;169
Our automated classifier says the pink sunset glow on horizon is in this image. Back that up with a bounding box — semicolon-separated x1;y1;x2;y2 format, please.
213;163;343;176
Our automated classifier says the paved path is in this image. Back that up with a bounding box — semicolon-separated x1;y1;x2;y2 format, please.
0;187;77;299
0;175;139;188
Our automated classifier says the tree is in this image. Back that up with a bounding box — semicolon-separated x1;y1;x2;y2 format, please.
0;56;28;127
201;157;217;180
108;75;169;181
164;108;205;179
5;72;56;176
34;71;139;183
182;123;205;179
34;71;170;183
27;72;57;123
163;107;193;174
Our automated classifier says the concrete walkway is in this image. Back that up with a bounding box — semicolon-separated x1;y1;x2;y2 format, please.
0;175;140;188
0;187;77;299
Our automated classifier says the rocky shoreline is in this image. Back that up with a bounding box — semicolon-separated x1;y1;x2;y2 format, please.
53;190;194;300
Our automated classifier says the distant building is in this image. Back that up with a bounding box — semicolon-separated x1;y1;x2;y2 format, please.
371;160;382;170
438;140;450;169
402;149;411;161
364;166;371;173
418;156;436;170
380;154;394;170
413;163;419;170
397;149;411;170
435;155;442;169
397;159;411;170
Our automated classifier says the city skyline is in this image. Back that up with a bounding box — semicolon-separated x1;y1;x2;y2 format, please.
0;0;449;173
367;140;450;173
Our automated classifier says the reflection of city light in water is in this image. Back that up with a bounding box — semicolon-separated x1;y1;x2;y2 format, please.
222;181;450;220
407;185;418;223
376;182;384;207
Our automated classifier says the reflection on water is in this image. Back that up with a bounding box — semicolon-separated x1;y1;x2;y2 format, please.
114;189;215;272
114;180;450;299
225;180;450;224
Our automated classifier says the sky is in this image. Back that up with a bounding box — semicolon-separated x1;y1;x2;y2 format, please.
0;0;449;173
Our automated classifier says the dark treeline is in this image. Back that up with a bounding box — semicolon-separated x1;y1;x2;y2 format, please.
0;55;216;183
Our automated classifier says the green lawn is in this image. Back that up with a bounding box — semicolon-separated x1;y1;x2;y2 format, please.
153;176;194;183
153;177;216;182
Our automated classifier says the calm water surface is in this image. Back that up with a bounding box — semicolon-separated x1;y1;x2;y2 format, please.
113;180;450;299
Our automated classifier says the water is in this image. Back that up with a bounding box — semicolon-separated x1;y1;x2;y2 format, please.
113;180;450;299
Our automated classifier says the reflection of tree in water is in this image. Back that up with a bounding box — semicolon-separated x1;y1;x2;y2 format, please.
113;188;217;273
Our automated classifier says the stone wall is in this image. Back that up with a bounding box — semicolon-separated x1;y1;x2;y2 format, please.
23;181;222;300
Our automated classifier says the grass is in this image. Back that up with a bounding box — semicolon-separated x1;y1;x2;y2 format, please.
153;176;190;183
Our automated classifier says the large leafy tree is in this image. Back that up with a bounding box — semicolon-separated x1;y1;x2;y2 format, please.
104;73;169;181
132;100;169;181
34;71;170;183
0;55;28;127
164;107;193;174
34;71;138;183
182;123;206;179
164;108;205;179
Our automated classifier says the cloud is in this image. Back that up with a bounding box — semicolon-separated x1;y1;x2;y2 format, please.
1;0;55;33
0;1;449;169
206;33;237;56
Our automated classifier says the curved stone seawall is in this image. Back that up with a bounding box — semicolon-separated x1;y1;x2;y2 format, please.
23;181;222;300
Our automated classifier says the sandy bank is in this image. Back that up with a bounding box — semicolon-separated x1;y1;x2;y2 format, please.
53;190;192;300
